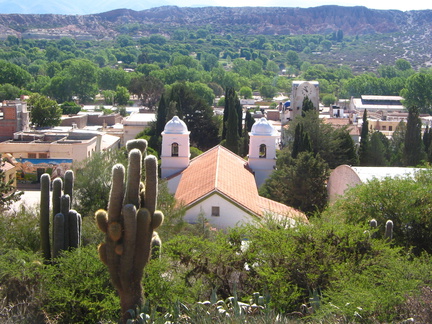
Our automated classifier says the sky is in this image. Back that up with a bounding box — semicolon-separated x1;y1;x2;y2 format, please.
169;0;430;11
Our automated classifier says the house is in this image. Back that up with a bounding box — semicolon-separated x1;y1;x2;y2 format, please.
0;129;120;183
327;164;423;203
0;100;29;141
161;116;307;228
323;117;361;144
0;159;17;188
122;112;155;143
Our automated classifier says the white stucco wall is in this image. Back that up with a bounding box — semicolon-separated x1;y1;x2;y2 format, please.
184;192;257;229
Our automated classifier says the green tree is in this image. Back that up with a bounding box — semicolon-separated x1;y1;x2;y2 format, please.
403;106;425;166
129;75;164;109
28;94;62;128
389;120;406;166
358;110;370;165
167;83;219;150
63;59;99;103
0;83;21;101
114;85;130;106
259;84;277;99
395;58;412;71
60;101;81;115
285;110;357;169
400;73;432;114
286;50;301;68
239;86;252;99
0;60;33;88
322;94;336;107
222;87;242;140
73;148;127;217
301;96;315;116
224;103;240;154
291;122;312;159
369;131;389;166
325;171;432;255
261;151;329;215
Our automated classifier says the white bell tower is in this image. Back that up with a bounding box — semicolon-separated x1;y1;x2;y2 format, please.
161;116;190;179
248;117;278;187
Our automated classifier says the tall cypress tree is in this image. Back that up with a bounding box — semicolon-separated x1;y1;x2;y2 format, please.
223;87;242;140
292;123;312;159
403;106;426;166
155;93;167;137
301;96;315;117
225;103;240;154
358;109;370;165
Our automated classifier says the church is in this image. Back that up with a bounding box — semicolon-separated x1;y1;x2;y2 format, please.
160;116;307;228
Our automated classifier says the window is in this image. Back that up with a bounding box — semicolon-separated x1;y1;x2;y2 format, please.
211;206;220;217
171;143;179;157
0;109;3;120
28;153;36;159
259;144;266;158
389;126;393;131
39;153;48;159
382;126;386;130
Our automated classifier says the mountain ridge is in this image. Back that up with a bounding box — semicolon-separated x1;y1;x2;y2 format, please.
0;5;430;40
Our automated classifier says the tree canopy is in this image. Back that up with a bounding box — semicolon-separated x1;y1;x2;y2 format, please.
28;93;62;128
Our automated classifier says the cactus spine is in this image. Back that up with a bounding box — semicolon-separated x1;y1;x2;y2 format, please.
96;139;164;323
39;170;82;260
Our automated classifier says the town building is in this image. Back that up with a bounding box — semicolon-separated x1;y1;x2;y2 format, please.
161;116;307;228
122;112;155;143
0;129;120;182
327;165;423;202
0;100;29;141
349;95;404;113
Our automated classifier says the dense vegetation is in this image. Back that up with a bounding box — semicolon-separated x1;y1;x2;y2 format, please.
2;171;432;322
2;28;432;322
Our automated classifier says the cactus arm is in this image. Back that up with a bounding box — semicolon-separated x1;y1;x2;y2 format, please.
123;149;142;208
64;170;74;206
68;210;81;249
40;174;51;260
60;195;71;249
53;213;65;258
144;155;157;214
52;178;62;217
134;208;153;274
120;204;138;288
108;164;125;222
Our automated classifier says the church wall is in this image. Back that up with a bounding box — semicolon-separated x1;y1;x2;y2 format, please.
184;193;256;229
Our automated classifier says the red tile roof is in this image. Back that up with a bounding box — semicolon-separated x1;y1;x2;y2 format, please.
174;145;307;222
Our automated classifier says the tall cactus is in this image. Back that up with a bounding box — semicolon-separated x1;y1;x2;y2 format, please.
95;139;164;323
385;220;393;242
39;170;82;261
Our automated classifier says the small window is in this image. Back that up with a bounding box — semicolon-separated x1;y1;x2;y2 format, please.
389;126;393;131
0;109;3;120
259;144;266;158
171;143;179;157
211;206;220;217
28;153;36;159
382;126;386;130
39;153;48;159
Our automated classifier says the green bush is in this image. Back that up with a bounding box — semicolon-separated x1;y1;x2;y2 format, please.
324;171;432;255
0;206;40;252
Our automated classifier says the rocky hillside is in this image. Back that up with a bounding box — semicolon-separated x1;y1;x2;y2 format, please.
0;6;431;40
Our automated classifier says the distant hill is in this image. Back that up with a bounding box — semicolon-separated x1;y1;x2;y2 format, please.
0;5;431;40
0;0;166;15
